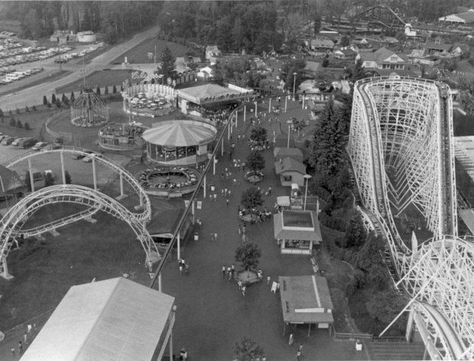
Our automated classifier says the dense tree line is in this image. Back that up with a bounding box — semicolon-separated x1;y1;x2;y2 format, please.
1;1;161;43
157;2;283;54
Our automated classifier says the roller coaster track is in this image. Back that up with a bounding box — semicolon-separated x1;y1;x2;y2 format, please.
0;185;159;277
348;77;473;360
5;147;151;223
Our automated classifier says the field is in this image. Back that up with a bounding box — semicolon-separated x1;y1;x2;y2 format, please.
112;38;193;64
55;69;133;94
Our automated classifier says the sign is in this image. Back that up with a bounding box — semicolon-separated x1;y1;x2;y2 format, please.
197;201;202;210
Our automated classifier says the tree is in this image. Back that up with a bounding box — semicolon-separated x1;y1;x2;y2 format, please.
9;117;16;127
65;171;72;184
112;85;117;94
16;120;23;128
24;171;32;192
70;91;75;103
104;85;109;95
313;15;322;35
43;95;48;106
0;108;3;118
241;187;264;209
159;46;176;82
235;243;262;271
249;125;267;144
280;58;306;92
352;58;367;81
365;288;408;332
343;213;366;248
96;86;101;95
322;57;329;67
61;93;69;105
340;35;350;47
246;151;265;173
233;337;265;361
44;172;55;187
24;122;30;130
51;94;56;104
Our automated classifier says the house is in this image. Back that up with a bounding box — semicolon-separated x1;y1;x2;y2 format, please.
273;210;322;254
307;37;334;52
275;157;307;187
333;48;357;60
357;47;407;71
439;9;474;24
424;42;452;56
274;147;304;163
205;45;221;63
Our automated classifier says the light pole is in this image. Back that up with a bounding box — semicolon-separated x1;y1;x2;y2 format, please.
304;174;312;210
292;72;297;101
287;119;292;148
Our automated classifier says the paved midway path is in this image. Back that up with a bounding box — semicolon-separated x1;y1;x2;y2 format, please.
0;24;161;111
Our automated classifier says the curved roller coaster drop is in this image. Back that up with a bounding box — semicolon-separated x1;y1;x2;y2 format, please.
348;77;473;360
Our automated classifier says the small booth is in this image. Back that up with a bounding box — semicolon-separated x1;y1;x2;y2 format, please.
275;157;307;187
273;210;322;254
142;120;217;166
148;208;194;253
279;275;334;335
20;277;176;361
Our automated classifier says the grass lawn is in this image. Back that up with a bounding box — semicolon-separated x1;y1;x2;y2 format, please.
453;108;474;136
55;69;133;94
0;108;57;139
112;38;193;64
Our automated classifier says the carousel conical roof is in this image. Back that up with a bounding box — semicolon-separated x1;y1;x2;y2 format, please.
142;120;217;147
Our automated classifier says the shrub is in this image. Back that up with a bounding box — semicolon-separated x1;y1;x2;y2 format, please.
32;105;37;111
25;106;30;112
96;86;101;95
104;86;109;95
44;172;55;187
70;91;75;103
65;171;72;184
51;94;56;104
0;108;4;117
246;151;265;173
15;108;20;114
24;122;31;130
43;95;48;105
233;337;265;361
112;85;117;94
9;117;16;126
16;120;23;128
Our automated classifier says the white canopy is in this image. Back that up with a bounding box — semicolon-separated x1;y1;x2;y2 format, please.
20;278;175;361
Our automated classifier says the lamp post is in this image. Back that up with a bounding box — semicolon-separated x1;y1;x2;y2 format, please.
304;174;312;210
287;119;293;148
292;72;297;101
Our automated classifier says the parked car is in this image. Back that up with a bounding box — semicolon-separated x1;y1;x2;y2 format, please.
32;141;48;151
1;136;14;145
74;150;93;160
11;137;24;146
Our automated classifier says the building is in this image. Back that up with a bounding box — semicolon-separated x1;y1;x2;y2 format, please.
307;37;334;52
177;83;252;114
333;48;357;60
275;157;307;187
77;31;96;42
439;10;474;24
279;275;334;334
424;42;453;56
0;165;24;201
142;120;217;166
205;45;221;64
357;47;407;71
20;278;176;361
273;147;304;163
273;210;322;254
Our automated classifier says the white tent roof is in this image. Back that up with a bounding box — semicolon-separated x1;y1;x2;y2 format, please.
142;120;217;147
20;278;175;361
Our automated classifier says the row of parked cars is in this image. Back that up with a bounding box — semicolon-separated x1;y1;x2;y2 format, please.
54;43;104;63
0;67;43;85
0;132;61;151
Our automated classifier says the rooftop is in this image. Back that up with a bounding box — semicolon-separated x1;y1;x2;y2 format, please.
274;157;306;175
279;275;334;324
20;277;175;361
282;210;314;228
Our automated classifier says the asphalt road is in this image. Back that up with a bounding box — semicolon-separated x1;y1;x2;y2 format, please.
0;24;161;111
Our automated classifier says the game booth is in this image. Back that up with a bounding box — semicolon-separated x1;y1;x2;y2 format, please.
142;120;217;166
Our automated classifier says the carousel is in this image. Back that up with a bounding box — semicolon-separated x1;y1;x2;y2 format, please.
71;88;109;127
142;120;217;166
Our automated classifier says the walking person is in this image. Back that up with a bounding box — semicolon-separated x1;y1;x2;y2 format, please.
288;333;294;346
222;265;226;279
231;264;235;278
241;285;246;296
214;232;218;241
18;341;23;354
296;349;302;361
